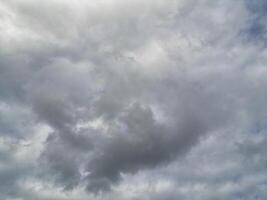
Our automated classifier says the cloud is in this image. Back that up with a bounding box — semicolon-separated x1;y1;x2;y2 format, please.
0;0;267;199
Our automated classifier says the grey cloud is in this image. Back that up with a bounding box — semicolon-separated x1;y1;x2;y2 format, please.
84;71;241;192
242;0;267;44
0;0;267;199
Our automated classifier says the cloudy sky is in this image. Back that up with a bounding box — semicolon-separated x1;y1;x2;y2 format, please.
0;0;267;199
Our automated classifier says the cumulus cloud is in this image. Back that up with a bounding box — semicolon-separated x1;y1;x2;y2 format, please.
0;0;267;199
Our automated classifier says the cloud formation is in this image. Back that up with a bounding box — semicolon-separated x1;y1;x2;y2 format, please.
0;0;267;199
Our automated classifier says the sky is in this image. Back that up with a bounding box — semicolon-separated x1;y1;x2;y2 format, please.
0;0;267;199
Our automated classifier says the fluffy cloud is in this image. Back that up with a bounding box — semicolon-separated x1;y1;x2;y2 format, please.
0;0;267;199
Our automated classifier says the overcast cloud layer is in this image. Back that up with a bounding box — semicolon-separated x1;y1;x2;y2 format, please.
1;0;267;199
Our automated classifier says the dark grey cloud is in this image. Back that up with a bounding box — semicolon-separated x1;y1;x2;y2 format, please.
0;0;267;199
242;0;267;44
